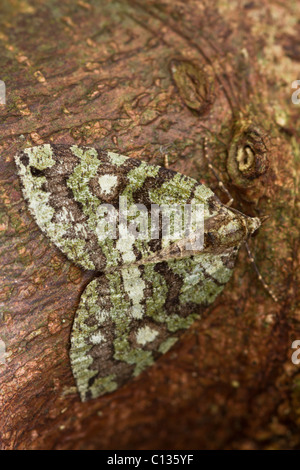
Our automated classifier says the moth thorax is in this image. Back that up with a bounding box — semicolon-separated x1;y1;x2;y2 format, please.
205;214;261;250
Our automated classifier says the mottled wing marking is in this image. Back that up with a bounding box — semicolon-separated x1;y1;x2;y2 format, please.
15;144;257;401
15;144;226;272
70;247;237;401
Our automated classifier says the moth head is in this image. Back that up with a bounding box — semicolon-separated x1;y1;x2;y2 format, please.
246;216;261;237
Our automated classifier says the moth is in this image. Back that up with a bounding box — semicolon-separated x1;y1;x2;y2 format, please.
15;144;261;401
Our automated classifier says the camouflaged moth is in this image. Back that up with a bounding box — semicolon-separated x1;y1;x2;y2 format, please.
15;144;261;401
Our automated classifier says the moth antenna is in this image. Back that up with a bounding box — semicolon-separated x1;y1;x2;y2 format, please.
159;144;172;168
203;138;234;207
245;241;278;302
164;154;169;168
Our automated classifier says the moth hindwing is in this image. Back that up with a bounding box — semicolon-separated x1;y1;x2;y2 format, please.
15;144;260;401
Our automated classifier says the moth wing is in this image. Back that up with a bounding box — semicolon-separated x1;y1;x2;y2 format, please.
15;144;224;272
70;247;237;401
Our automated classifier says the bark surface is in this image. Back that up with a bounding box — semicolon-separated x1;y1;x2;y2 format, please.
0;0;299;450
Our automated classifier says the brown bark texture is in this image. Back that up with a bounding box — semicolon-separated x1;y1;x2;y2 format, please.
0;0;299;450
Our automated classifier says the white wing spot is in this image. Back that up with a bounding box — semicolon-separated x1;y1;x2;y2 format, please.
136;326;159;346
98;175;118;195
90;332;106;345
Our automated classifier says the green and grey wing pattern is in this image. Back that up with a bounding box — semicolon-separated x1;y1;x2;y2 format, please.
70;247;237;401
15;144;224;272
15;144;248;401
